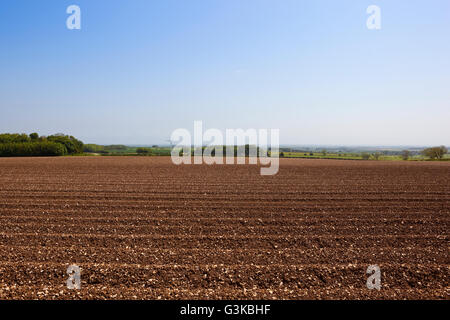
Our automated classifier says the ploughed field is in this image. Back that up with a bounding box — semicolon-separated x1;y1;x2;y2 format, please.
0;156;448;299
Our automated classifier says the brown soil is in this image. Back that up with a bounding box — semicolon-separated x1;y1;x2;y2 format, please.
0;157;448;299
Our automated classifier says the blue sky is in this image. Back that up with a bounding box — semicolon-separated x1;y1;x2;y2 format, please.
0;0;449;145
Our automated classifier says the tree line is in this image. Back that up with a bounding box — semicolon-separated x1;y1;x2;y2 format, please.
1;135;447;160
348;146;447;160
0;133;84;157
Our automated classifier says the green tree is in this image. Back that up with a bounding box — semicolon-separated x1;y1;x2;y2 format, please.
0;142;67;157
84;144;108;154
47;134;84;154
0;132;84;157
421;146;448;159
0;133;31;144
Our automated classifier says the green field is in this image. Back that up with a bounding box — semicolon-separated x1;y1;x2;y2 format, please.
84;144;172;156
82;144;450;161
280;152;450;161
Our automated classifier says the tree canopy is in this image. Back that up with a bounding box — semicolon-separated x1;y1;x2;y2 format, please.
421;146;448;160
0;133;84;157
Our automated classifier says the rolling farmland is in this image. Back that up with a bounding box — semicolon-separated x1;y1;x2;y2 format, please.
0;157;448;299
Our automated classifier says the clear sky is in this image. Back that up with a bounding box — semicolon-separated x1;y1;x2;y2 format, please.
1;0;449;145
